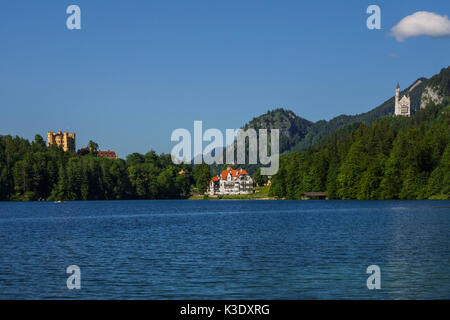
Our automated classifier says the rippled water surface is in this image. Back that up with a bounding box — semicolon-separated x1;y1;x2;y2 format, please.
0;200;449;299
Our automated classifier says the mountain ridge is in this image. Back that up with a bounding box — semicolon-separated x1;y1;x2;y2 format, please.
242;67;449;156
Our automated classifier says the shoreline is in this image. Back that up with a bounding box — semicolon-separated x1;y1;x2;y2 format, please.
2;198;449;203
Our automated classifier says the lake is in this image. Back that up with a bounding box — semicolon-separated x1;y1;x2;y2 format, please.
0;200;449;299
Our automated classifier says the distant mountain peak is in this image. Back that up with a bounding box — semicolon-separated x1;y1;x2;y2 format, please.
242;108;313;153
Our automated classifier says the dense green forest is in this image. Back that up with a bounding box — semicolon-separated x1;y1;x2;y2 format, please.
228;74;430;160
269;102;450;200
1;101;448;201
289;77;428;152
2;68;449;201
209;70;437;177
0;137;212;201
243;109;313;153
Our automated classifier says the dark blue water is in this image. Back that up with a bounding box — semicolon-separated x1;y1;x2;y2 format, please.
0;200;449;299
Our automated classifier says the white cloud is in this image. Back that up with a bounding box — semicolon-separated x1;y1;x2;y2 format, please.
390;11;450;42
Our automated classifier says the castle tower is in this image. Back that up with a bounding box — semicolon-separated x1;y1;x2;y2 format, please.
395;82;400;115
47;132;55;146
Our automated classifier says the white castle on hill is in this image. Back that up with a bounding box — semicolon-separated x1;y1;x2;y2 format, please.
394;83;411;117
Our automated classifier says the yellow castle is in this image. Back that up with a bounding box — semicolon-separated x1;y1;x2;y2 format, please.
47;131;76;152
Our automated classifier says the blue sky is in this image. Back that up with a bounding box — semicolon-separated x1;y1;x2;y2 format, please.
1;0;449;157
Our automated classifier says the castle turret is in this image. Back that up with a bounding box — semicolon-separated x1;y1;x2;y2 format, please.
395;82;400;115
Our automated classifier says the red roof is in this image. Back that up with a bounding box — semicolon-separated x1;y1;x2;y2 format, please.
97;150;118;159
211;176;220;182
220;167;248;180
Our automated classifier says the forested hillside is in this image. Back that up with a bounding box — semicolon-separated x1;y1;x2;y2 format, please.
210;76;429;176
210;109;312;176
269;101;450;200
0;138;200;201
243;109;312;152
246;78;428;154
219;67;449;178
219;75;432;164
290;77;427;152
2;68;449;201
